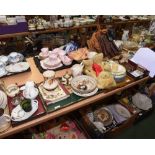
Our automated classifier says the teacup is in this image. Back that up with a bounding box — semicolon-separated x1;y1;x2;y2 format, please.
0;56;9;65
43;70;55;81
0;108;11;129
0;61;5;69
41;47;49;54
8;52;23;63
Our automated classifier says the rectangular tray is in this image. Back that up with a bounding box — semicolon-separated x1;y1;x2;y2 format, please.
7;90;46;126
33;56;77;74
0;58;31;78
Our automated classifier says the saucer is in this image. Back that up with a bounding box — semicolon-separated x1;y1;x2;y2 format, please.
43;80;58;90
40;60;63;70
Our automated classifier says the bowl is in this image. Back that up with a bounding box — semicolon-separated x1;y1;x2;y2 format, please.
113;73;126;83
6;84;20;97
71;75;97;94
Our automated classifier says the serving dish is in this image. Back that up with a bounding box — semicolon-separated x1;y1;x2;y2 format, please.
5;62;30;73
11;100;38;122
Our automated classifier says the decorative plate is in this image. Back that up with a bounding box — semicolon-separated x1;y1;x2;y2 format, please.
11;100;38;122
94;108;113;126
114;104;131;118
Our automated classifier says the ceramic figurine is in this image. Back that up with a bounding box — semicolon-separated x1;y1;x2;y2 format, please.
122;30;129;41
61;71;72;85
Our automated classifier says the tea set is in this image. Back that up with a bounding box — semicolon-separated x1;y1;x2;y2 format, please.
39;47;73;70
0;80;40;132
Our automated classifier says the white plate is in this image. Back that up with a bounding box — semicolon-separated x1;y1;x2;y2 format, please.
114;104;131;118
40;60;63;70
73;88;98;97
5;62;30;73
11;100;38;122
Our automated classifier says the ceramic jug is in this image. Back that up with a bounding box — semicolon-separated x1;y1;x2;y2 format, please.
71;63;84;77
24;81;38;99
122;30;129;41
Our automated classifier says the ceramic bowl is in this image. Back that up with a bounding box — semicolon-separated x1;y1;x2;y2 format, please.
71;75;97;94
6;84;20;97
113;73;126;83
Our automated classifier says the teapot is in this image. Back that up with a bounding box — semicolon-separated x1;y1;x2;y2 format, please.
71;63;84;77
122;30;129;41
23;81;38;100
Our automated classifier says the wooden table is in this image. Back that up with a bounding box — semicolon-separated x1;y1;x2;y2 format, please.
0;58;149;138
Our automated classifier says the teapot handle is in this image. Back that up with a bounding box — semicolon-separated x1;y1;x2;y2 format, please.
3;114;11;122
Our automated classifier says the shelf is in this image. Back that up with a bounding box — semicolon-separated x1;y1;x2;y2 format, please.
0;24;98;39
0;76;149;139
0;19;151;39
0;32;30;39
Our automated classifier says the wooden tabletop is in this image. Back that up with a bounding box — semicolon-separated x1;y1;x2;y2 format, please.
0;57;149;138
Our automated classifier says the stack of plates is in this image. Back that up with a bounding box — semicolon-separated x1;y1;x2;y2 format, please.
71;75;98;97
0;90;7;109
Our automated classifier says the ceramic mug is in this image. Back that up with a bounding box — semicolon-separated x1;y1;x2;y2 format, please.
0;108;11;127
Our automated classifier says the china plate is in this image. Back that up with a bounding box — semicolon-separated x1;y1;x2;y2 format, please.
114;104;131;118
72;87;98;97
6;62;30;73
11;100;38;122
